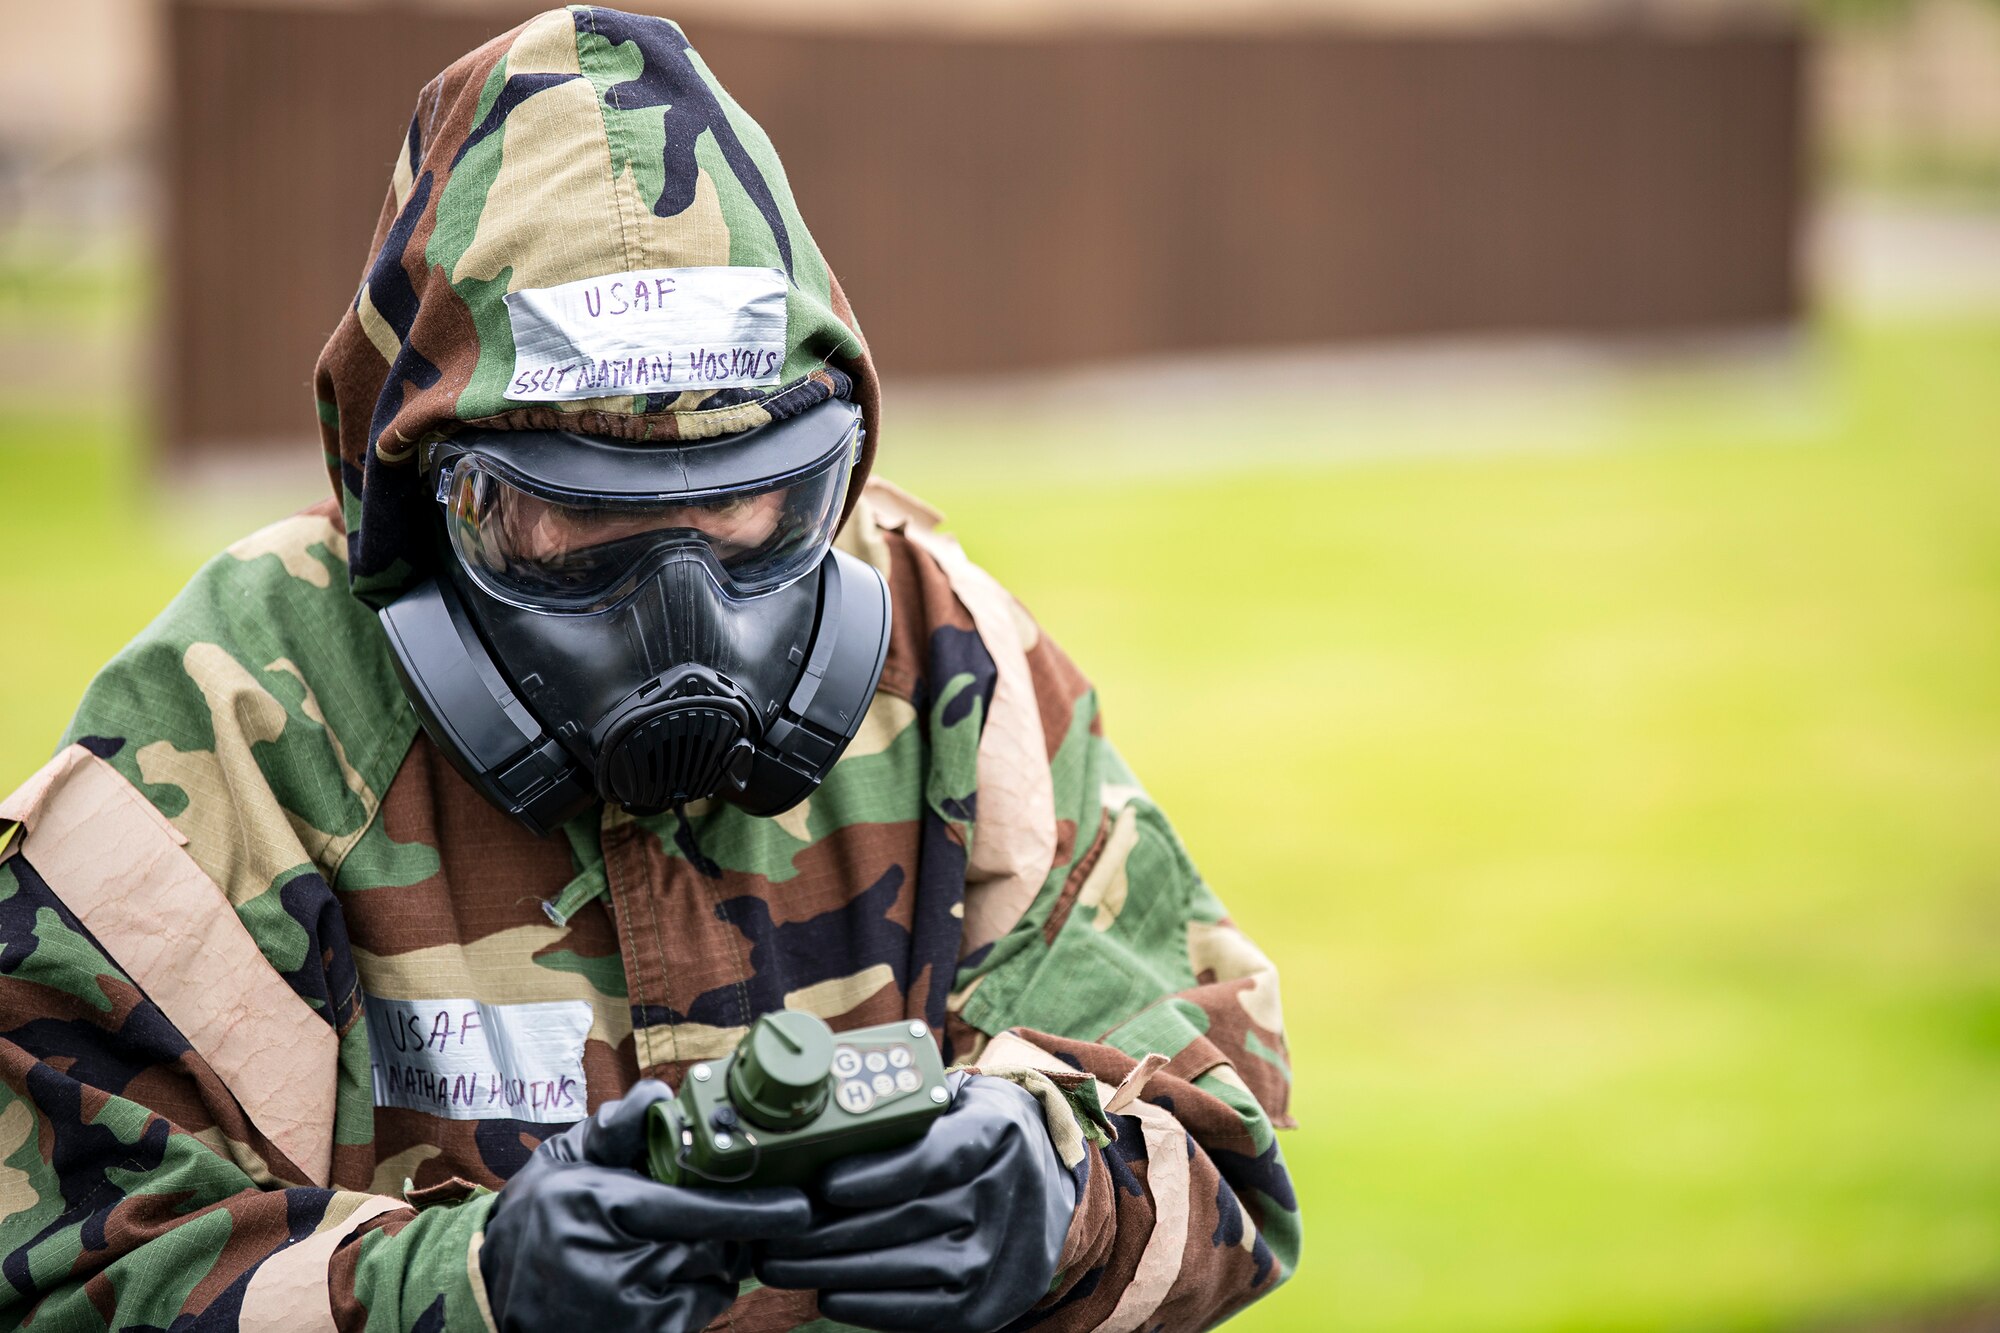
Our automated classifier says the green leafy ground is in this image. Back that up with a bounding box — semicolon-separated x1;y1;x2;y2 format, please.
2;315;1996;1332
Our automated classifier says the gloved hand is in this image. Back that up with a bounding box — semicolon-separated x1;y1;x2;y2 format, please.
755;1071;1079;1332
482;1080;812;1333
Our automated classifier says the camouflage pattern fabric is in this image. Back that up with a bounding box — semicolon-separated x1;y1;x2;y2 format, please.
0;9;1299;1331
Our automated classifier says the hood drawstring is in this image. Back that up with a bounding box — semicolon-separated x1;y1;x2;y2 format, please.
672;802;723;879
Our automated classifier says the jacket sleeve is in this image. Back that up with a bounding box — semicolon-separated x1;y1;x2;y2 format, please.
0;750;495;1333
947;626;1302;1332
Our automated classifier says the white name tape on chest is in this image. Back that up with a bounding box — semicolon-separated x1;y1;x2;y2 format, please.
502;265;788;401
364;995;590;1122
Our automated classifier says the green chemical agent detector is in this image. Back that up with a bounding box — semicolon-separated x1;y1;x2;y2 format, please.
646;1011;951;1189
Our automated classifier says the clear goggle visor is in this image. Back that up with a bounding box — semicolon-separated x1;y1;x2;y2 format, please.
441;446;852;611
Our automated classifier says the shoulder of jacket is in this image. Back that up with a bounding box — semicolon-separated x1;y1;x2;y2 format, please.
57;501;416;895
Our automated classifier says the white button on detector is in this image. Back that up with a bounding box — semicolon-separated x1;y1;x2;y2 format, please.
864;1051;888;1073
872;1073;895;1097
833;1047;862;1078
888;1046;913;1068
837;1080;874;1113
895;1068;921;1093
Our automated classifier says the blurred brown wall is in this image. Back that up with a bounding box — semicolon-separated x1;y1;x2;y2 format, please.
164;1;1804;457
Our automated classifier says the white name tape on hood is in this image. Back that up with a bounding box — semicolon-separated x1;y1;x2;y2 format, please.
364;994;591;1122
503;265;788;401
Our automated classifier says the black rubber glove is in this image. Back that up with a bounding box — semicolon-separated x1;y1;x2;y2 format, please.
755;1071;1079;1332
482;1080;812;1333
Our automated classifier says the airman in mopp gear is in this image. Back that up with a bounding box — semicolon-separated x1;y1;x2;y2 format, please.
0;10;1299;1330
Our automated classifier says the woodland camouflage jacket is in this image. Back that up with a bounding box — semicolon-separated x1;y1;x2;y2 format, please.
0;9;1299;1331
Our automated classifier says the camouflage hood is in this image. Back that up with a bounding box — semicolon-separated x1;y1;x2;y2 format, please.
314;6;881;607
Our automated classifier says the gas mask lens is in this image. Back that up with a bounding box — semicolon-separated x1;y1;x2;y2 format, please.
443;444;852;611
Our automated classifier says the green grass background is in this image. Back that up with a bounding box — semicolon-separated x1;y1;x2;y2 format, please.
2;310;1997;1331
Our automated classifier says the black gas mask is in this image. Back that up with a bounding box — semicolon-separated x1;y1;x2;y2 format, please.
378;398;890;838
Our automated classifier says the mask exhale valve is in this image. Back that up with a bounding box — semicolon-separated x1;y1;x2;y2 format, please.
595;666;755;813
